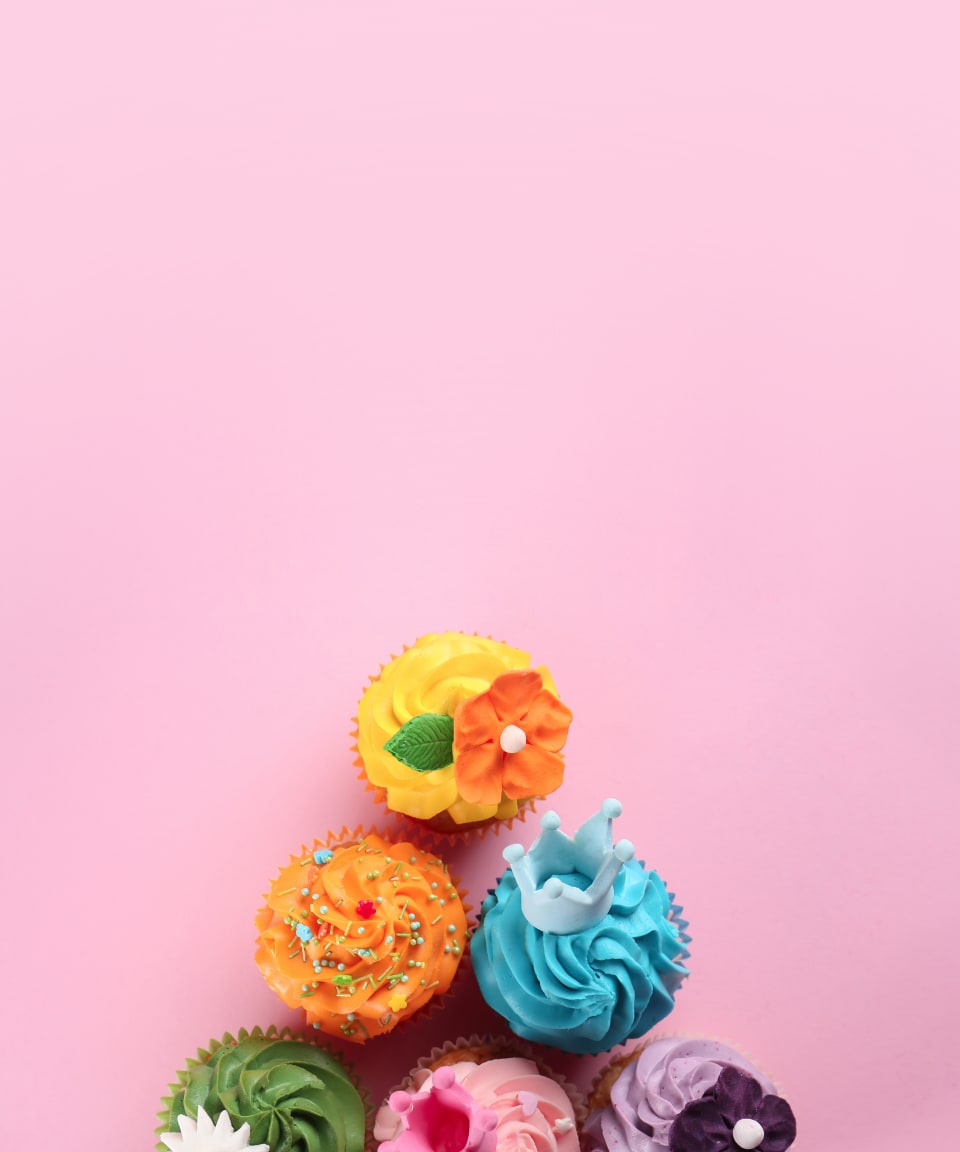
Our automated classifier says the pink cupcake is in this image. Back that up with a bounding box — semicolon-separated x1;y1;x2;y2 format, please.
375;1035;584;1152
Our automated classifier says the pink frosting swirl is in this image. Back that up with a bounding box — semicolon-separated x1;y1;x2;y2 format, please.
375;1058;581;1152
582;1039;777;1152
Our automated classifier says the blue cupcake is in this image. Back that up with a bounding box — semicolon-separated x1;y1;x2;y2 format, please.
470;800;690;1055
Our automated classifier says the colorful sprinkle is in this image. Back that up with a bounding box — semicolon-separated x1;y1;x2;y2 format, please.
356;899;376;919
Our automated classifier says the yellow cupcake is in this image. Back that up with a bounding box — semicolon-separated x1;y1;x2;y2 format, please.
355;632;572;832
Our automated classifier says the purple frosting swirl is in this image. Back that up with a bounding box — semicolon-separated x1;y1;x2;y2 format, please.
582;1038;778;1152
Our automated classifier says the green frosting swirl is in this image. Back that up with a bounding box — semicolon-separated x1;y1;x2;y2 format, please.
158;1029;366;1152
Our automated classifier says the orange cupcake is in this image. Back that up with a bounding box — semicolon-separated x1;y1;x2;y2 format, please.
255;828;469;1042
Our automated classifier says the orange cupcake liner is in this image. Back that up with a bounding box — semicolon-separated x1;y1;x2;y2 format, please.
352;752;539;850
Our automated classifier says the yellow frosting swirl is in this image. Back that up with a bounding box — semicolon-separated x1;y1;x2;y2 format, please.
356;633;557;825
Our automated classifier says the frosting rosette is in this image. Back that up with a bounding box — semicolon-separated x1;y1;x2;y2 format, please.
355;632;572;830
374;1056;581;1152
471;858;689;1055
583;1039;781;1152
156;1026;367;1152
255;831;469;1041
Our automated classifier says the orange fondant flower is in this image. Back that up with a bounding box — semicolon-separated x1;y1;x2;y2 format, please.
452;669;573;806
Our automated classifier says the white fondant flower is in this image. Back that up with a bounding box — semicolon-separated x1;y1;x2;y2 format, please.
160;1106;269;1152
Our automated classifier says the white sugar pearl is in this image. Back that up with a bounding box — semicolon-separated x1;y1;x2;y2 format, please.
500;724;527;753
732;1118;765;1149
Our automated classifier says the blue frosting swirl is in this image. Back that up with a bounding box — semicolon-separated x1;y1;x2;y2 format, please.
471;860;689;1055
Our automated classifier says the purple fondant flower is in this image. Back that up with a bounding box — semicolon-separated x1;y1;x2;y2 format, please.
668;1066;797;1152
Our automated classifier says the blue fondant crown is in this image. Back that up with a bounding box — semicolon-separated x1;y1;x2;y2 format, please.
502;798;635;935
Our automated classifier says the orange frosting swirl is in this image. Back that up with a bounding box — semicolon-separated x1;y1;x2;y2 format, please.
255;833;468;1043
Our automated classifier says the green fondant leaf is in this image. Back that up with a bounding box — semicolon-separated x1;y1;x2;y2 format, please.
384;713;455;773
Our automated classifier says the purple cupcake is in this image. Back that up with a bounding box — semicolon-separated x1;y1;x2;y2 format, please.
583;1037;797;1152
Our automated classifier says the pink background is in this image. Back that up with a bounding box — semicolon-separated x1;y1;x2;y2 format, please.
1;3;958;1149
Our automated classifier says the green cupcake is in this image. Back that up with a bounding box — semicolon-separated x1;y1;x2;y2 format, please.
156;1026;367;1152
